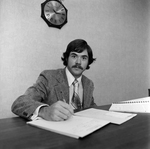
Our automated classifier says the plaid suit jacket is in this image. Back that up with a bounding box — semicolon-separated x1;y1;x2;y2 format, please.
11;68;96;119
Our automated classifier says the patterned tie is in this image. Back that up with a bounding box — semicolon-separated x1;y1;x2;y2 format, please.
71;79;82;110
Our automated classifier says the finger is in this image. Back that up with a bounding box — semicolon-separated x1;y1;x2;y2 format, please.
46;110;67;121
59;101;74;115
53;115;66;121
54;110;69;120
62;99;74;115
40;105;66;121
54;102;73;119
59;107;72;119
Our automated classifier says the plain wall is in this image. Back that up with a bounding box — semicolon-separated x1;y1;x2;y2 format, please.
0;0;149;118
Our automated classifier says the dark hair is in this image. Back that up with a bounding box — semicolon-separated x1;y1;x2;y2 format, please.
61;39;96;69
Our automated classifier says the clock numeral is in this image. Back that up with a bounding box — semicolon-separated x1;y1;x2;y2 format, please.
61;16;65;20
61;13;65;16
58;7;64;12
50;17;54;22
45;14;50;18
45;9;50;13
46;2;53;8
55;3;61;10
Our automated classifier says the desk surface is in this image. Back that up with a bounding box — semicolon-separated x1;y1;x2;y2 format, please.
0;105;150;149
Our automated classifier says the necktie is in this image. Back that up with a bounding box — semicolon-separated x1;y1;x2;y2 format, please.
71;79;82;110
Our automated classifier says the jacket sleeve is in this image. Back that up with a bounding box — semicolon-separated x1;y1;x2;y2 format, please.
90;97;97;108
11;71;50;120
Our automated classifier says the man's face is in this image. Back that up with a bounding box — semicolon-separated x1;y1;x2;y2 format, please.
67;50;89;78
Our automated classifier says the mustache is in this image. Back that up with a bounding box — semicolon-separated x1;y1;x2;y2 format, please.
72;65;83;70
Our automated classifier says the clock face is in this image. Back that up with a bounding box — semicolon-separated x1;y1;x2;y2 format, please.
44;0;67;26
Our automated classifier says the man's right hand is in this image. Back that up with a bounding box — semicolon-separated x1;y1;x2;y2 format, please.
38;101;74;121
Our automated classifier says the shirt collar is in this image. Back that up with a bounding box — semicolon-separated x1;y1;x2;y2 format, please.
65;67;82;86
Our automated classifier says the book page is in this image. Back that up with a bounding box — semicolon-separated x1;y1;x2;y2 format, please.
27;115;109;139
75;108;137;125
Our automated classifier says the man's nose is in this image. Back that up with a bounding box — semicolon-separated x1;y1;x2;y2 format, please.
76;57;81;64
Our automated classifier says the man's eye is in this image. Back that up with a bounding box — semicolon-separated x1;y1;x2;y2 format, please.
71;55;76;58
82;57;88;60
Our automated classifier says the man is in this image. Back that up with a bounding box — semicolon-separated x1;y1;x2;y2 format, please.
11;39;97;121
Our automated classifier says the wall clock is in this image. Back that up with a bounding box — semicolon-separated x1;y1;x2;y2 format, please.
41;0;68;29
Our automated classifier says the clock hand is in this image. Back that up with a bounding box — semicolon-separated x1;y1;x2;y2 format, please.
53;7;65;14
53;9;60;14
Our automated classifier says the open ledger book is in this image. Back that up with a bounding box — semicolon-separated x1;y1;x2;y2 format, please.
27;108;136;139
109;97;150;113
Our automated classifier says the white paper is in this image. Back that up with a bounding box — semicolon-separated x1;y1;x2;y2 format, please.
27;115;109;139
109;97;150;113
75;108;137;125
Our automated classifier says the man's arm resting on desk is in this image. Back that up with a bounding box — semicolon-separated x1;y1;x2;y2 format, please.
12;98;74;121
30;104;48;120
11;95;45;119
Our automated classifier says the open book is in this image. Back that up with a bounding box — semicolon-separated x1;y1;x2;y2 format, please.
109;97;150;113
27;115;109;139
75;108;136;125
27;108;136;139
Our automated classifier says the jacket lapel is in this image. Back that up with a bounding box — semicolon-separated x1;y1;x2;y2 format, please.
54;69;70;103
82;76;93;108
53;69;93;107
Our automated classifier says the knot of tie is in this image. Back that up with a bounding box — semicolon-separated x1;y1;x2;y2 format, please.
72;79;78;86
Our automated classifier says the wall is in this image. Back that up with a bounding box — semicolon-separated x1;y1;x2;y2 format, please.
0;0;149;118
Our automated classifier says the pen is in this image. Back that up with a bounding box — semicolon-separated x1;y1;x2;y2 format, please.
63;99;66;103
62;99;74;115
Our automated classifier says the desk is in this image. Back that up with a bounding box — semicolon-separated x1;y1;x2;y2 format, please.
0;105;150;149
